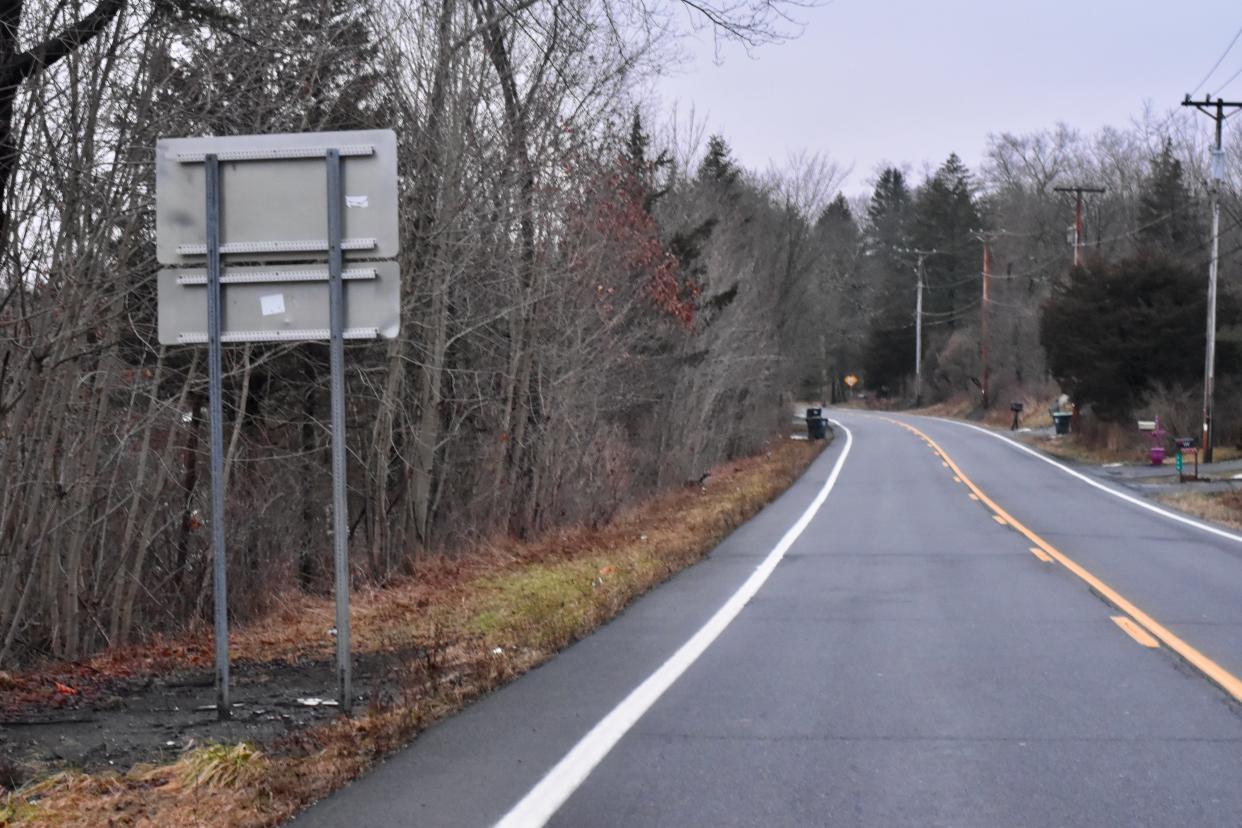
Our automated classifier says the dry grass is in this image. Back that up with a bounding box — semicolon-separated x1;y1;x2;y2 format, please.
1019;432;1242;468
909;392;1058;430
1154;490;1242;532
174;743;269;791
1017;433;1144;466
1;437;823;827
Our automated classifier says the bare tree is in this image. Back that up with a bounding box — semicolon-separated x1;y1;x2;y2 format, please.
0;0;126;255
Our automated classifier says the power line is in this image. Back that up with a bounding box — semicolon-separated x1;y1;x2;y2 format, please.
1215;62;1242;97
1192;24;1242;96
1080;212;1173;248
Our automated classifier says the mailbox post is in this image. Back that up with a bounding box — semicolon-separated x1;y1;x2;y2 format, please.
1175;437;1198;481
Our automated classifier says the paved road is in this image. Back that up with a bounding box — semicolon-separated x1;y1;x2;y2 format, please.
292;411;1242;827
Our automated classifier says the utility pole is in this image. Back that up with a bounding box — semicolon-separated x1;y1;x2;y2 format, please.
819;332;829;405
1182;93;1242;463
915;254;924;406
981;237;992;410
898;247;937;406
1053;185;1106;267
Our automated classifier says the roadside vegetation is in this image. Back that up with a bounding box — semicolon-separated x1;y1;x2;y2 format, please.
0;437;823;827
1155;489;1242;532
2;0;840;671
6;0;1242;820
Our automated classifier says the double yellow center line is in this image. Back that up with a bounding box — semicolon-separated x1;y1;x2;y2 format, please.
887;417;1242;704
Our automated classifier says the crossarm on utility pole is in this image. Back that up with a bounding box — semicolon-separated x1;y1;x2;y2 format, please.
1053;186;1106;268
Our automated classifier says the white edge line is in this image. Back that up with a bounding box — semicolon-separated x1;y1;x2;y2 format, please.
935;417;1242;546
493;422;854;828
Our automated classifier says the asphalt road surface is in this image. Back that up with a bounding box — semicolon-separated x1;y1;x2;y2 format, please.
293;411;1242;827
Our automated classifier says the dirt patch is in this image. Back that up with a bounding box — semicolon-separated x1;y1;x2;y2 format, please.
1;649;415;778
1;436;824;826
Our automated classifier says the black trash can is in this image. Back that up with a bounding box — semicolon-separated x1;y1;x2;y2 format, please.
806;407;827;440
1052;412;1071;435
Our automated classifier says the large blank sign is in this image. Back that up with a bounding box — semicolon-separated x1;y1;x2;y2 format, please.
157;262;401;344
155;129;399;265
154;129;401;715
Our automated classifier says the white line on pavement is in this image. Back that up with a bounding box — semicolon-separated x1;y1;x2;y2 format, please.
492;422;855;828
940;418;1242;547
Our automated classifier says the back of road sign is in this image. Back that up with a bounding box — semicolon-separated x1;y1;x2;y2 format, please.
155;129;399;266
155;129;401;344
156;262;401;345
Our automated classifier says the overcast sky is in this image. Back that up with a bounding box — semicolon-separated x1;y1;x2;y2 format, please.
654;0;1242;193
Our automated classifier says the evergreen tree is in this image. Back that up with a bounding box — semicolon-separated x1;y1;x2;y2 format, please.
815;194;865;393
698;135;741;188
816;193;855;233
1041;253;1237;421
627;110;650;173
911;153;982;328
816;193;862;301
865;167;913;254
626;111;671;210
859;167;915;380
861;305;916;397
1137;138;1201;258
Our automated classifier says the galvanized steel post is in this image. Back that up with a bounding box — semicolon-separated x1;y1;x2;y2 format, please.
326;149;352;711
205;154;231;720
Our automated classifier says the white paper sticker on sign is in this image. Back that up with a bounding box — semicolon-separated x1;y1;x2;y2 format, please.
260;293;286;316
345;195;369;208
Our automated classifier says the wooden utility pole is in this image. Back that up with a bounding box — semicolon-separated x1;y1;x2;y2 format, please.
915;254;925;406
981;237;991;410
1053;185;1106;267
1182;94;1242;463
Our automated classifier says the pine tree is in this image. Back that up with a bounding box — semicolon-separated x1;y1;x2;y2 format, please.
865;167;912;253
698;135;741;188
817;193;855;232
862;168;914;312
626;110;671;210
816;194;861;292
1041;252;1237;421
912;153;982;327
1137;138;1201;258
815;193;865;392
627;110;650;173
858;168;915;392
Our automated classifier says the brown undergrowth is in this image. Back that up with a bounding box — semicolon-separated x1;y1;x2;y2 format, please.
0;436;824;827
910;392;1058;431
1154;490;1242;533
1019;429;1242;467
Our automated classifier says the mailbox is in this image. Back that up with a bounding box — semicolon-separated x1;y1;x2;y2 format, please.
1009;401;1024;431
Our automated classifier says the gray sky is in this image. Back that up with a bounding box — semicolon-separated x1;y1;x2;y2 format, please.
655;0;1241;192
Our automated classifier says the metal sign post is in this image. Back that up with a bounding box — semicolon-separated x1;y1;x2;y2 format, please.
205;154;230;719
156;130;399;714
326;149;353;711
